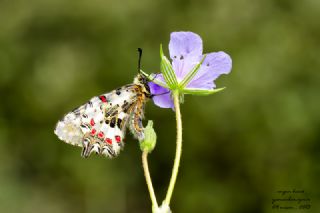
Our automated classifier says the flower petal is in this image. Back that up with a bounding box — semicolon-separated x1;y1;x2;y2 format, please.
148;76;174;109
171;55;201;81
169;32;203;80
169;32;203;59
188;51;232;89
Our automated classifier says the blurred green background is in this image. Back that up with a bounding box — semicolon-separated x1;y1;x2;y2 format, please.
0;0;319;212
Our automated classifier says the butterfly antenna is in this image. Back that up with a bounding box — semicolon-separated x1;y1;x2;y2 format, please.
137;48;142;74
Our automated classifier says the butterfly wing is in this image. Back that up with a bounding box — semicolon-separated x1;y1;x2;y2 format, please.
55;84;139;158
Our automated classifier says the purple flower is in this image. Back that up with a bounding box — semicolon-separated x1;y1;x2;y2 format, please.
148;32;232;109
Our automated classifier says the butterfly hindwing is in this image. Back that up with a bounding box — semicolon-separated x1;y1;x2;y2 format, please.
55;73;151;158
55;84;140;158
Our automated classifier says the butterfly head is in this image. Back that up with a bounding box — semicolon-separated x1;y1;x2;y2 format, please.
134;73;151;97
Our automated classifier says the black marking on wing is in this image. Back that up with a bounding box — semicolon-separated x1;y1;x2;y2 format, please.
111;110;118;117
122;102;136;113
88;101;93;107
80;123;91;130
110;117;116;128
72;107;81;116
117;118;122;129
106;147;116;157
106;106;118;117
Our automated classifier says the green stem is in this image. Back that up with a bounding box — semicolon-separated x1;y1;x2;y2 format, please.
142;151;158;210
164;90;182;205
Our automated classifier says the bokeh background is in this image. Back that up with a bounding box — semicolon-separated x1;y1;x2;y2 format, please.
0;0;319;212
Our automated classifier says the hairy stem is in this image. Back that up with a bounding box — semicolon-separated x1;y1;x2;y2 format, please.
142;151;158;210
164;90;182;205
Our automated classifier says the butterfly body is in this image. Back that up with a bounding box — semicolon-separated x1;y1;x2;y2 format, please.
55;73;151;158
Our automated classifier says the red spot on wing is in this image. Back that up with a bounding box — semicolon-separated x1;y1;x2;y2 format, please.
105;138;112;145
98;131;104;138
99;95;108;103
115;135;121;143
90;118;95;126
91;128;96;136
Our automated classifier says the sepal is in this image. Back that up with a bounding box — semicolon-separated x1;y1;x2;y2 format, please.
182;87;225;95
160;44;178;89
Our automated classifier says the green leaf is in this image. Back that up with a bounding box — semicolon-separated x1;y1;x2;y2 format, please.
179;55;206;89
140;70;170;89
140;120;157;153
160;44;178;89
182;87;226;95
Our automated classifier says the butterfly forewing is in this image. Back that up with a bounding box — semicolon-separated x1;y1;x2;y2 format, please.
55;84;142;158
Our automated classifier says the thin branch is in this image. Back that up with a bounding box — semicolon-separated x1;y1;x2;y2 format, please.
164;90;182;205
142;151;158;209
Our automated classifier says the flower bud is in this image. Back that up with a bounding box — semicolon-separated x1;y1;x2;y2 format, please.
140;120;157;153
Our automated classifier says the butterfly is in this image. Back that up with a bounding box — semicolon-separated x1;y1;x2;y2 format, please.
54;49;152;158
